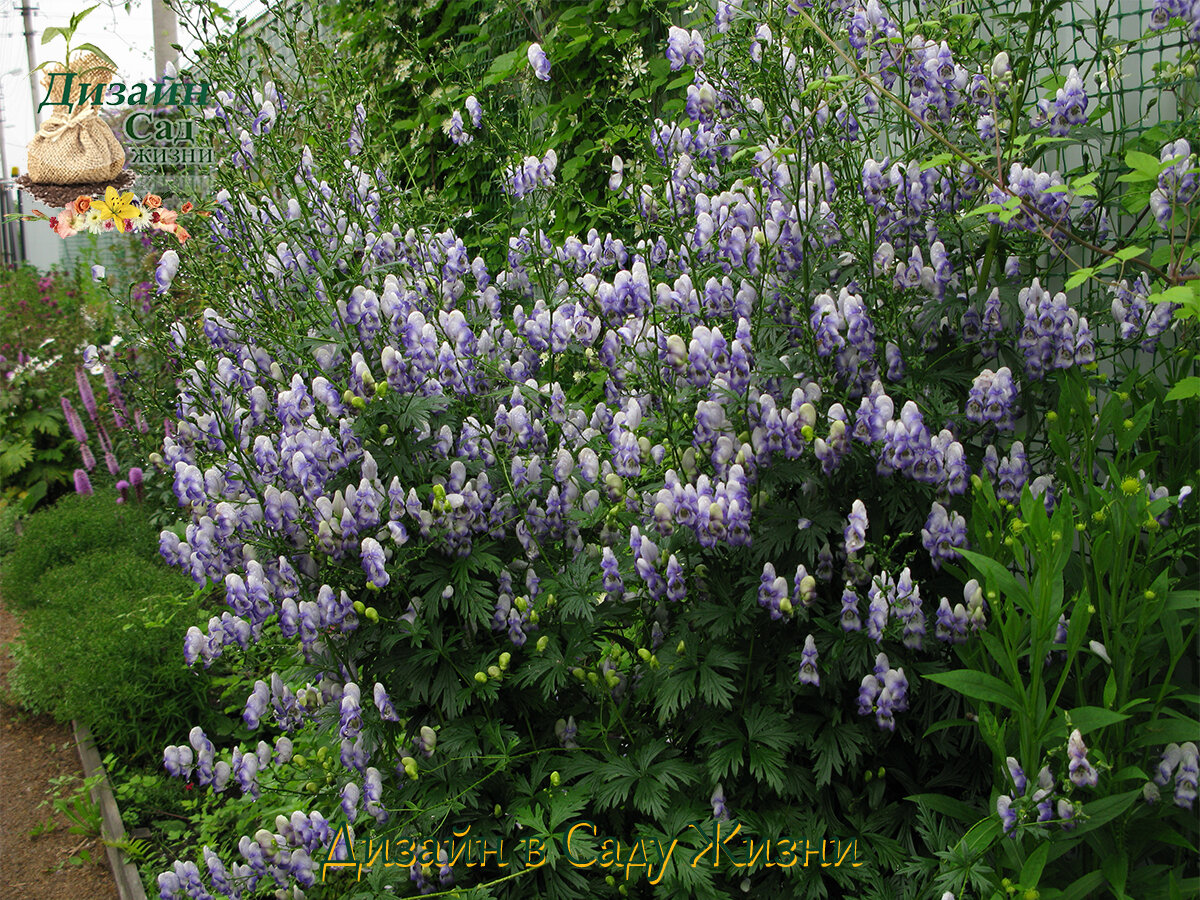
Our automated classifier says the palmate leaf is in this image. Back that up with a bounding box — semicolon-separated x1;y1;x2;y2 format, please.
19;408;61;436
0;439;34;475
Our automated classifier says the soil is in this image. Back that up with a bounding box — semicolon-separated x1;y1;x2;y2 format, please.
0;594;120;900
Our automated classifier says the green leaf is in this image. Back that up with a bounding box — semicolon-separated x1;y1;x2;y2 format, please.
959;815;1003;855
1065;268;1093;289
71;43;119;70
1103;670;1117;708
907;792;979;823
1112;245;1147;262
1020;840;1050;886
1062;871;1107;900
0;439;34;475
69;4;100;30
958;548;1026;604
1131;716;1200;748
1126;149;1163;176
1062;706;1130;733
41;26;70;46
1071;789;1140;836
1165;376;1200;401
925;670;1022;711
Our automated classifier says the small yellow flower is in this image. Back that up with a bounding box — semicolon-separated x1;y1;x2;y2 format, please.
1121;476;1142;496
91;186;138;233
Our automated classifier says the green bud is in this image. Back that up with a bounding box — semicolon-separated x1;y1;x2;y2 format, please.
587;671;600;685
374;381;388;398
677;640;686;655
316;747;328;762
350;395;366;410
536;636;549;652
305;781;319;793
474;671;488;684
365;607;379;622
353;600;366;614
499;652;512;669
550;771;561;787
572;667;586;681
494;804;503;817
637;648;652;662
487;665;502;679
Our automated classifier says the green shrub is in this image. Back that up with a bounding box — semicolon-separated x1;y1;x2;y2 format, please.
0;502;20;557
0;489;165;607
8;547;211;762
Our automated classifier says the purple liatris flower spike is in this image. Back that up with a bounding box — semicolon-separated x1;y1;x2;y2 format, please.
527;42;551;81
361;537;389;588
61;397;88;443
73;469;93;495
76;366;97;421
797;634;819;685
102;365;128;428
128;467;144;502
80;443;95;471
1067;729;1098;787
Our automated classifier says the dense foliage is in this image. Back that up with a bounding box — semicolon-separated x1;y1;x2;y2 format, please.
4;490;212;760
0;264;110;508
320;0;684;258
0;487;164;605
112;0;1200;898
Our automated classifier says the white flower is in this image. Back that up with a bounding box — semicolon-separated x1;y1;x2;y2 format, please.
1089;640;1112;665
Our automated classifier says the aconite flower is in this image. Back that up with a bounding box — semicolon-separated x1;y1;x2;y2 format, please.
527;42;551;81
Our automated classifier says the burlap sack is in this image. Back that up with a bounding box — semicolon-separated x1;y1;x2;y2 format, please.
27;53;126;185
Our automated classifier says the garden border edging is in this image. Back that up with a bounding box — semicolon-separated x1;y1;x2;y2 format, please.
72;720;149;900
